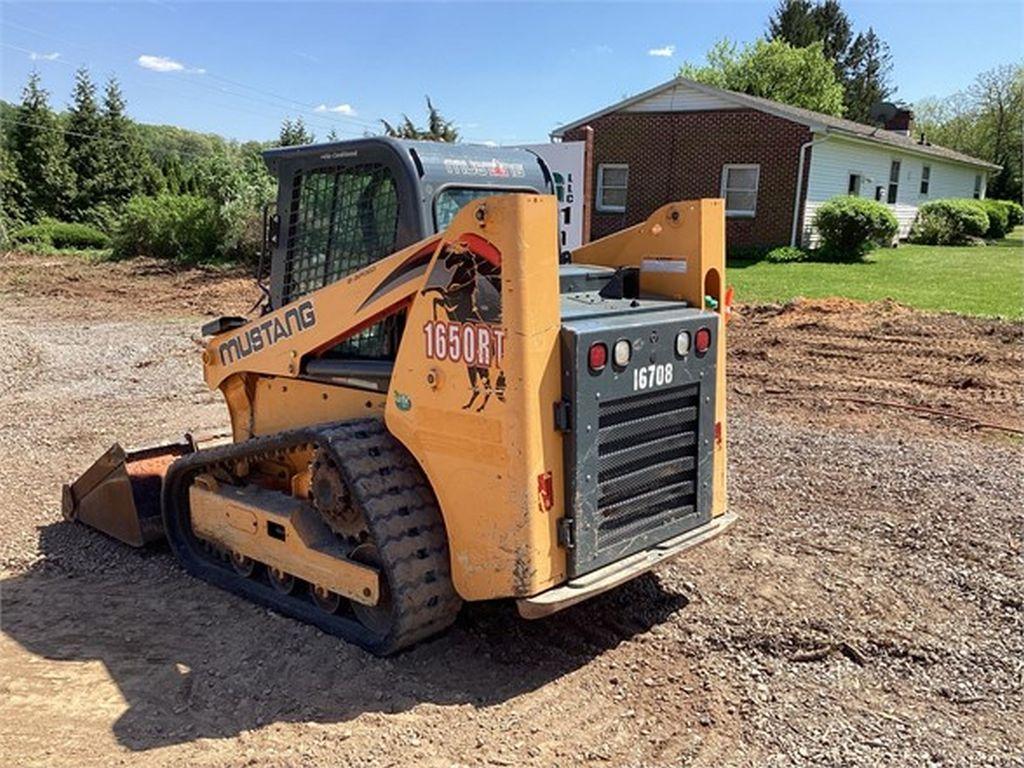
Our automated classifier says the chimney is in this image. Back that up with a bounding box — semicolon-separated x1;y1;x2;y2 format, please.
884;108;914;137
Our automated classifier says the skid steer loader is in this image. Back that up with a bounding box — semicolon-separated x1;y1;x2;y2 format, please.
63;138;735;654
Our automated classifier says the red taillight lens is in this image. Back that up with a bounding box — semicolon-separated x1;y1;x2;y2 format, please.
694;327;712;355
588;342;608;371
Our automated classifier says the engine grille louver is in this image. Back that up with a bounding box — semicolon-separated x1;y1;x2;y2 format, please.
594;384;701;553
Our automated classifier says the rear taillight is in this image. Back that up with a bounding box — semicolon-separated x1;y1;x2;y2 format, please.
694;327;711;355
588;342;607;371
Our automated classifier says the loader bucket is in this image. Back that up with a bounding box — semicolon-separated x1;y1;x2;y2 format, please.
61;437;196;547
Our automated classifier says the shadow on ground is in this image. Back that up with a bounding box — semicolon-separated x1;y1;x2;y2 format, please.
2;521;688;752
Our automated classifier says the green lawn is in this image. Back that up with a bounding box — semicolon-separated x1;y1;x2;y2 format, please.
728;228;1024;319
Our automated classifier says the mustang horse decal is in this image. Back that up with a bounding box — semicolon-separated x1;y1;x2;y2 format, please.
421;233;506;412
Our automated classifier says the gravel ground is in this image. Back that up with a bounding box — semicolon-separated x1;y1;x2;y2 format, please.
1;252;1021;767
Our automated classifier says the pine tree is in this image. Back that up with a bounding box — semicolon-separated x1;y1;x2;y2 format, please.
381;97;459;142
279;117;315;146
843;29;894;122
161;155;183;194
767;0;818;47
811;0;852;65
99;77;151;206
0;143;29;238
67;67;105;217
10;71;75;221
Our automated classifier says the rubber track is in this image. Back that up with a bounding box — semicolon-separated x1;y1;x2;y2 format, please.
161;418;461;655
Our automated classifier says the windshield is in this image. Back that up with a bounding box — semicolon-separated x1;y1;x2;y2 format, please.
434;187;527;231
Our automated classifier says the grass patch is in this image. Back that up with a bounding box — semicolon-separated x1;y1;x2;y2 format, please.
728;228;1024;319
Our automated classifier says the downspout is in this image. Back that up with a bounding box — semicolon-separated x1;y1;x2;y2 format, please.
790;133;831;247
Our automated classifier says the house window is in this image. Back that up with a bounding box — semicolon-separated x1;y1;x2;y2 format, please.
886;160;900;204
848;174;862;196
973;175;983;199
596;164;628;212
920;165;930;195
721;164;760;217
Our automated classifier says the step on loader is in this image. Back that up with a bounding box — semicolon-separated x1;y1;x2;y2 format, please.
63;138;735;654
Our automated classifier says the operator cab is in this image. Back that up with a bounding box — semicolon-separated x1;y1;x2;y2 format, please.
260;138;552;373
262;138;550;308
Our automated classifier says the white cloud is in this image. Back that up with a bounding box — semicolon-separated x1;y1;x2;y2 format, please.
314;103;357;116
648;45;675;58
137;54;204;74
29;51;61;61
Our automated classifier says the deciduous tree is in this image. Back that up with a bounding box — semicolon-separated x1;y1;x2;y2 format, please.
916;64;1023;201
679;39;845;116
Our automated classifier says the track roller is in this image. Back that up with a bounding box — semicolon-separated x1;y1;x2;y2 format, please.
268;567;296;594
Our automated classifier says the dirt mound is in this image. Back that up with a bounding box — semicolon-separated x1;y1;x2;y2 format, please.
730;297;1024;436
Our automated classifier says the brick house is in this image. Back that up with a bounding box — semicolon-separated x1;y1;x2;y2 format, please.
552;77;999;249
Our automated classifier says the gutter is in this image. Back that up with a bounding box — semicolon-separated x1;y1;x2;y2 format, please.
791;133;831;247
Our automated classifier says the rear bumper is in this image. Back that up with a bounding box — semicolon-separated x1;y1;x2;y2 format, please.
517;512;737;619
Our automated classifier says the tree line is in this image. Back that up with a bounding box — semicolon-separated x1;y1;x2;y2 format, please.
0;63;464;261
1;68;278;260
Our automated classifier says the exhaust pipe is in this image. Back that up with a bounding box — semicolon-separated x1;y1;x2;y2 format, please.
61;437;196;546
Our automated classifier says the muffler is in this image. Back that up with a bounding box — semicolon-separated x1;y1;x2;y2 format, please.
61;437;196;546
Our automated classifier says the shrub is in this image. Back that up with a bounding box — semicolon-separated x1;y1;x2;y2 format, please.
908;199;989;245
218;196;265;266
977;199;1010;239
11;219;112;250
76;202;121;235
1001;199;1024;228
113;194;224;263
980;198;1022;235
813;196;898;259
765;245;808;263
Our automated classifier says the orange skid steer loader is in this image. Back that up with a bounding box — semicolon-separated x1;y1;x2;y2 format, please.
63;138;735;654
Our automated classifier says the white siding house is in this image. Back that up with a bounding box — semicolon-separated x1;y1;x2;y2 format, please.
802;135;988;246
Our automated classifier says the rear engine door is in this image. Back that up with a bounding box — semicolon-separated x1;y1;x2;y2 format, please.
560;310;718;577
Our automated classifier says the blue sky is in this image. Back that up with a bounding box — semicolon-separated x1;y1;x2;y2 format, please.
2;1;1021;144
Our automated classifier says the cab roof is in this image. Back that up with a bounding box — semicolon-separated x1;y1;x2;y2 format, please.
262;136;550;193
